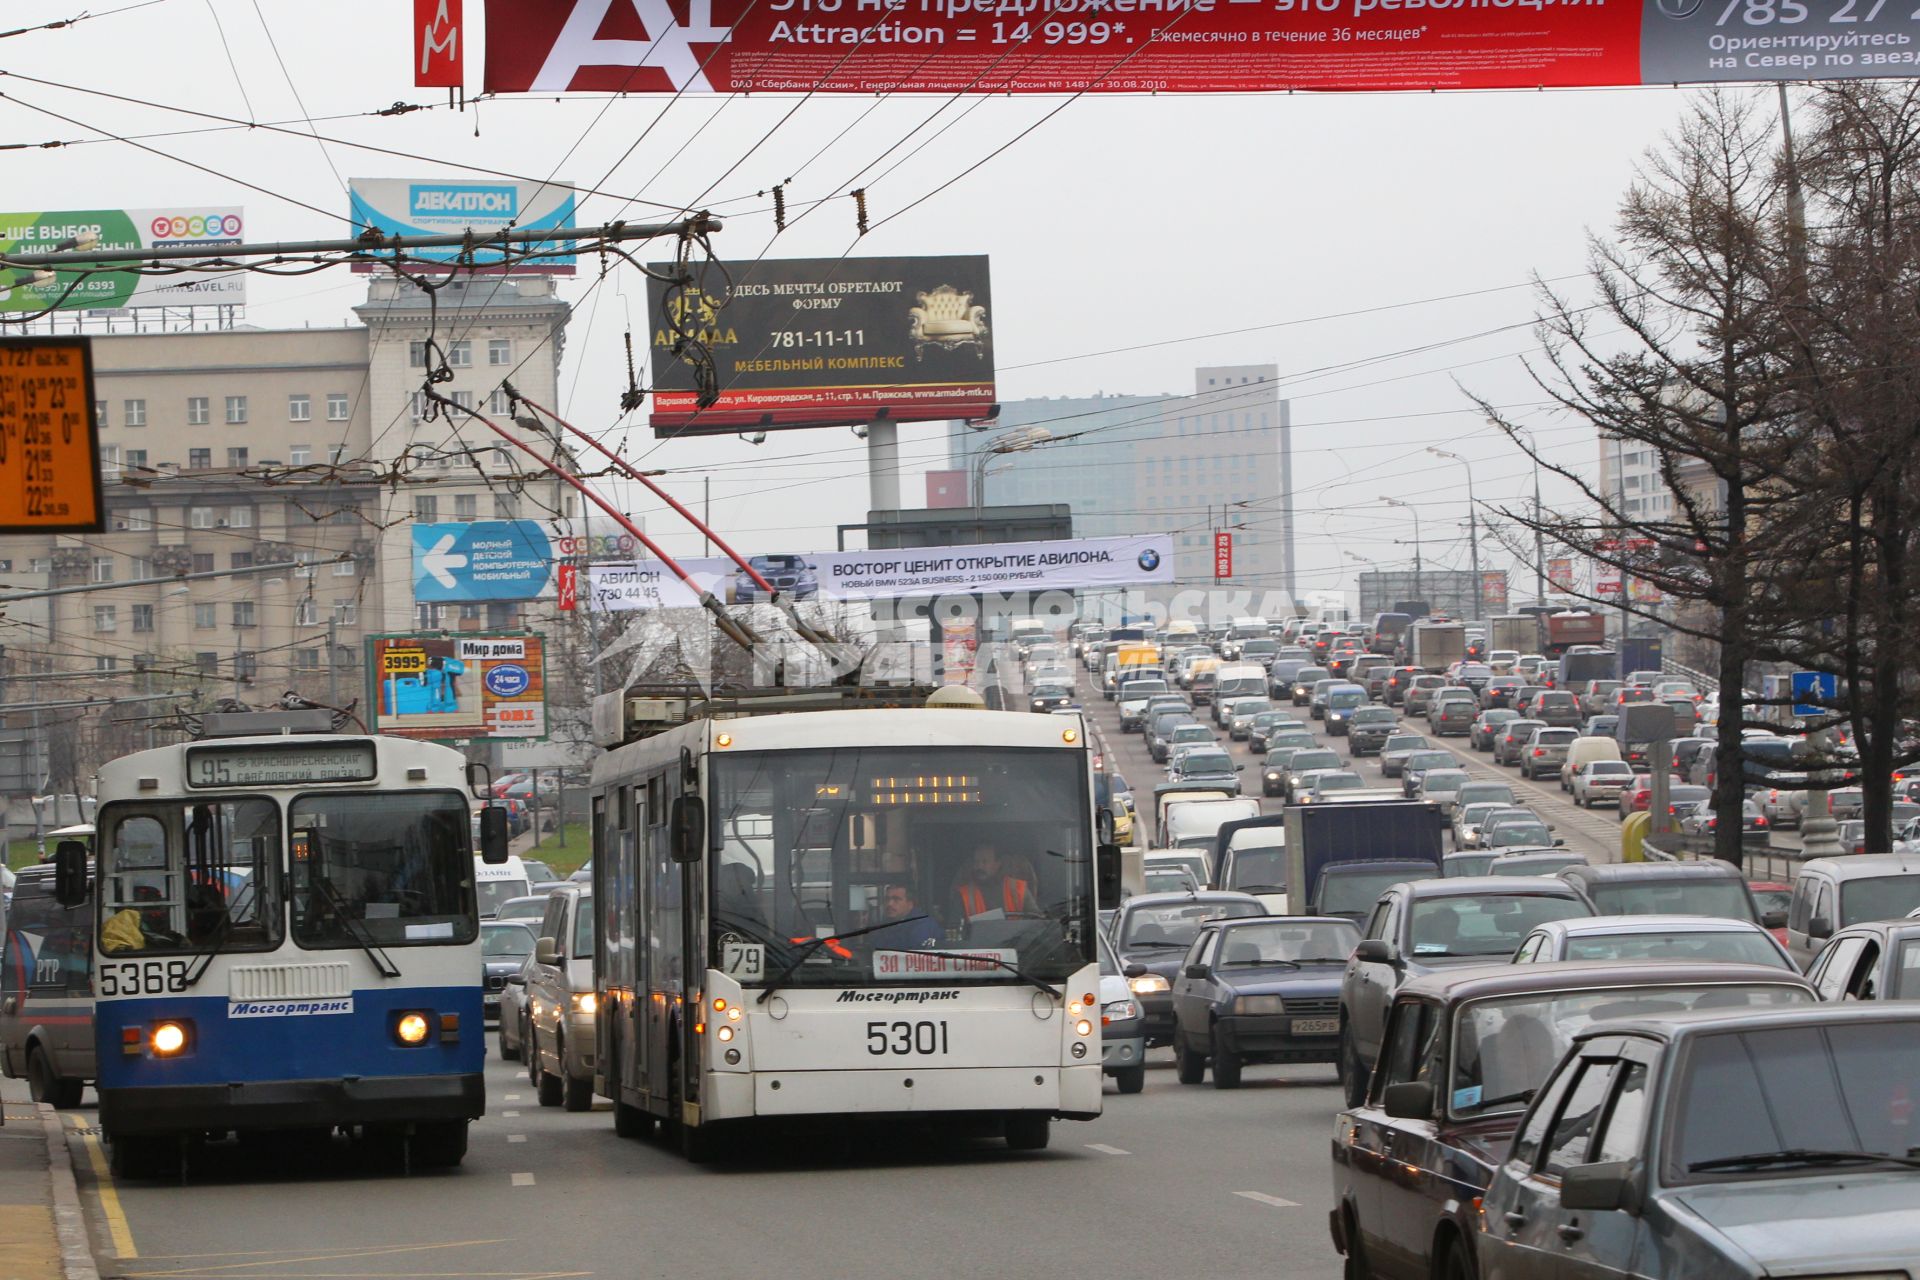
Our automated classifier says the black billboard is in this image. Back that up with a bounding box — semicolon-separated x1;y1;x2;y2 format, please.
648;254;994;437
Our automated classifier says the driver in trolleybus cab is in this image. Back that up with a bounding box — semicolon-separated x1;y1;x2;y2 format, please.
950;842;1037;925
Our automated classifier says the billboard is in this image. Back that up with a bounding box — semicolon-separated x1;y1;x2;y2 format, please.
411;519;553;601
483;0;1920;96
347;179;576;274
648;255;993;435
0;208;245;313
367;633;547;740
586;535;1175;610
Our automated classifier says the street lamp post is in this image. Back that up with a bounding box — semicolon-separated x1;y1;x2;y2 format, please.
1381;496;1423;605
1428;448;1482;620
972;426;1054;539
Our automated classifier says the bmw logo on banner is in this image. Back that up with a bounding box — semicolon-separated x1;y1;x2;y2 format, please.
1137;547;1161;572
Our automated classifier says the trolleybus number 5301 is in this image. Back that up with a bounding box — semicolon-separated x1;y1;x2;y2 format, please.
867;1019;951;1055
99;959;190;996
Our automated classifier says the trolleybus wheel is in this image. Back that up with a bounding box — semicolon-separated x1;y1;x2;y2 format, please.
108;1134;179;1181
1003;1114;1051;1151
667;1058;716;1163
614;1099;652;1138
412;1120;469;1168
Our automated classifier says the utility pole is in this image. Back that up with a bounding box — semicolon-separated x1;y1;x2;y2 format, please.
703;476;711;557
327;614;341;708
1429;449;1481;620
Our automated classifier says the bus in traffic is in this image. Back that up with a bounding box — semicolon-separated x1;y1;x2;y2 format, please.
588;687;1108;1159
52;712;509;1178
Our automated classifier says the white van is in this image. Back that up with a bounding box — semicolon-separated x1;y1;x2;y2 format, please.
1163;797;1261;852
1559;736;1624;789
475;854;531;919
1213;664;1268;723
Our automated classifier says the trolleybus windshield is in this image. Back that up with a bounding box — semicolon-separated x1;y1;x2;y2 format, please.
98;799;282;954
289;792;476;948
709;746;1094;987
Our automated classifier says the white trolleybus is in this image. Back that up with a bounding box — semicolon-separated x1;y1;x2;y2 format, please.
587;686;1114;1159
50;709;510;1178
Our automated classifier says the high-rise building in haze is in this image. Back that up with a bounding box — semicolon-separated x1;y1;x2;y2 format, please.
948;364;1295;596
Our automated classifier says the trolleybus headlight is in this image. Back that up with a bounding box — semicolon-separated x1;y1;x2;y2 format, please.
1074;1019;1094;1037
395;1012;432;1045
571;992;599;1015
150;1021;189;1056
717;1026;734;1042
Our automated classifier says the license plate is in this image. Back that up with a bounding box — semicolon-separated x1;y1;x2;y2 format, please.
1291;1018;1338;1036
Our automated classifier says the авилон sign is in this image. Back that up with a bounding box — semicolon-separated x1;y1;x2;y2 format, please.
483;0;1920;95
648;254;993;435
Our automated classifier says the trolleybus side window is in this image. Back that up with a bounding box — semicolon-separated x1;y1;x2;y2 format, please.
98;800;281;954
288;791;475;948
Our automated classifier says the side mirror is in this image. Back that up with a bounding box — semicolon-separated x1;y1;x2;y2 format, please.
669;794;706;864
507;973;527;986
1123;963;1148;979
1809;915;1832;940
1381;1080;1433;1120
466;760;493;800
1096;843;1122;907
1235;764;1246;772
53;840;88;909
1761;909;1787;930
478;806;511;865
1354;938;1396;964
535;937;561;966
1183;963;1210;980
1560;1160;1636;1213
1554;838;1567;847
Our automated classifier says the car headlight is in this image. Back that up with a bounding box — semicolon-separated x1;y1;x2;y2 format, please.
1233;995;1286;1015
1330;712;1346;720
570;991;599;1015
1128;973;1170;995
1265;771;1281;780
1102;998;1140;1022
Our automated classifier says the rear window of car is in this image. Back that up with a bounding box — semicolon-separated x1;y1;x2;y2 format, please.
1409;893;1588;957
1536;729;1579;744
1588;761;1634;776
1587;878;1756;922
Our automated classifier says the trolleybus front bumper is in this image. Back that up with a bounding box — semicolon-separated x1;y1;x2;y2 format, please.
100;1071;485;1135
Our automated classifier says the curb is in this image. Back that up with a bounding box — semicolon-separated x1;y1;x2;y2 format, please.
37;1105;101;1280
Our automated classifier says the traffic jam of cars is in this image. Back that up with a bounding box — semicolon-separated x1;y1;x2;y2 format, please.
1053;609;1920;1279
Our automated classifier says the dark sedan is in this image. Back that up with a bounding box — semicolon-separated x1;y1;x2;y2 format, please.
1029;682;1075;713
481;919;538;1025
1329;961;1817;1280
1170;916;1359;1088
1110;891;1267;1044
1345;708;1401;757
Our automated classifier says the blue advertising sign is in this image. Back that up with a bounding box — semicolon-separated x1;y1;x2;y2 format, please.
347;178;576;273
1792;670;1838;718
412;520;553;602
484;663;531;697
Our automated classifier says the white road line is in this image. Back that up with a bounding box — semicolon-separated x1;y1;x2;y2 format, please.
507;1134;528;1143
512;1172;536;1186
1085;1143;1132;1156
505;1093;522;1101
1234;1191;1301;1208
502;1109;521;1117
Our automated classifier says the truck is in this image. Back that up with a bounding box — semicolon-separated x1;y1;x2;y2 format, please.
1619;635;1665;679
1406;621;1467;672
1540;610;1607;655
1279;800;1445;917
1558;649;1619;694
1488;613;1536;656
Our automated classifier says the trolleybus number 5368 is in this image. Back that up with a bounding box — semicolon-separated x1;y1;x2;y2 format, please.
866;1019;950;1055
99;960;190;996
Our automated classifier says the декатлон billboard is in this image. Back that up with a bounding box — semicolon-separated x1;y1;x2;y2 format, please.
347;179;576;274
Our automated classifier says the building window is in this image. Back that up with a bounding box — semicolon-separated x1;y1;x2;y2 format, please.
191;553;214;575
235;651;257;680
488;338;512;366
188;448;211;470
193;603;216;629
28;557;50;574
297;647;322;669
91;556;113;583
190;506;214;529
124;398;147;428
125;508;152;532
132;604;154;633
187;396;209;426
415;603;446;629
409;393;429;422
232;601;256;628
195;651;218;674
124;449;148;471
487;388;511;414
332;601;358;625
130;556;153;579
231;552;253;570
227;506;252;529
326;392;350;422
296;598;319;626
493;493;520;520
228;448;248;469
288;394;311;422
448;340;472;368
96;656;118;673
486;603;517;629
289;445;311;467
414;495;437;522
455;494;478;521
327;445;347;465
96;400;109;426
294;553;315;579
225;396;248;424
409;341;429;368
332;557;356;577
451;390;474;411
459;604;481;622
328;503;358;525
94;605;117;632
100;445;121;480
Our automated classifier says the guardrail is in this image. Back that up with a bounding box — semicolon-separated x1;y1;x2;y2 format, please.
1642;835;1809;883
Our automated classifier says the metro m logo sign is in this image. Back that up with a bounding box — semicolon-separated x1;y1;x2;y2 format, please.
415;0;464;88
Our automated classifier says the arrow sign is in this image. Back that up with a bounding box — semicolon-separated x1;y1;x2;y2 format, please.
411;520;553;601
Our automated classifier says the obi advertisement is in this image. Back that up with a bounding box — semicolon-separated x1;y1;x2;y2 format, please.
347;179;577;273
482;0;1920;97
367;634;548;740
0;208;245;313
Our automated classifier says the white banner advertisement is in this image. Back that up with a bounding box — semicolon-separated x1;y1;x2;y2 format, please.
586;535;1175;612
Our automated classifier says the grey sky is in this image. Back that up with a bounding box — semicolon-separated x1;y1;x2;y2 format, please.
4;0;1727;597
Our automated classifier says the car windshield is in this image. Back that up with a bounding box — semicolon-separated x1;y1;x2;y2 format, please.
1673;1018;1920;1179
708;746;1094;986
1321;870;1423;918
98;798;284;955
1224;848;1287;892
1291;751;1340;772
1838;876;1920;927
1351;709;1395;725
1122;681;1169;697
287;792;477;948
1563;928;1786;967
1451;984;1811;1119
1171;727;1213;744
1587;879;1756;923
1487;825;1553;848
1122;900;1264;949
482;921;536;959
1329;690;1366;709
1216;920;1358;965
1181;752;1235;776
1409;894;1588;957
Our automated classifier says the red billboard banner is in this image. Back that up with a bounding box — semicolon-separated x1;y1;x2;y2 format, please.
557;562;579;612
415;0;464;88
1480;569;1508;609
1213;531;1232;580
481;0;1920;96
1546;557;1575;592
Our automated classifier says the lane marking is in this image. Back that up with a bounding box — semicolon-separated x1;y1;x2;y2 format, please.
70;1114;136;1258
512;1172;536;1186
507;1134;527;1143
501;1110;521;1118
504;1093;522;1102
1235;1191;1301;1208
1085;1143;1131;1156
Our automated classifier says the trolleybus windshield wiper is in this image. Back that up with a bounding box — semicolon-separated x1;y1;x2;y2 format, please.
313;874;401;978
754;916;931;1004
182;910;235;988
